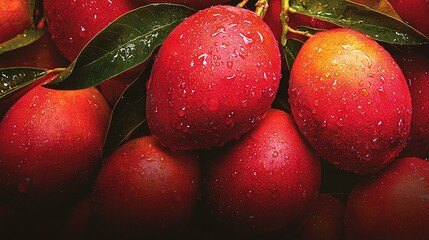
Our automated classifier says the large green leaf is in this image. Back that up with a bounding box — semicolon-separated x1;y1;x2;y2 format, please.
0;68;48;99
0;0;46;54
103;65;151;157
45;4;196;90
289;0;429;45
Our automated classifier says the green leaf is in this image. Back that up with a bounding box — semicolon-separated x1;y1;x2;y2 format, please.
103;65;151;157
45;4;196;90
289;0;429;45
0;67;48;99
350;0;401;20
284;38;304;70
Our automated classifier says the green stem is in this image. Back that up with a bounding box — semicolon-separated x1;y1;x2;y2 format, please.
280;0;312;46
47;68;66;74
255;0;269;19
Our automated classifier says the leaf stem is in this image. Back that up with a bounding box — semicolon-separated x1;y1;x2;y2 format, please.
236;0;250;8
255;0;269;19
47;68;66;74
280;0;313;46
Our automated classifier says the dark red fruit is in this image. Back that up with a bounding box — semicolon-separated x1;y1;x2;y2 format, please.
345;157;429;240
0;75;111;205
137;0;230;9
147;5;281;151
206;109;320;234
91;136;200;238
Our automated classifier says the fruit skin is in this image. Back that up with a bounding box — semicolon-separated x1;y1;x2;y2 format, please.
296;194;345;240
43;0;137;61
147;5;281;151
0;0;31;43
0;75;111;205
91;135;200;238
289;28;411;174
206;109;320;234
388;0;429;37
393;51;429;158
345;157;429;240
137;0;230;9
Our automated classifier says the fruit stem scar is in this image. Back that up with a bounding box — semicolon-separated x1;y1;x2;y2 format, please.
255;0;269;19
280;0;313;46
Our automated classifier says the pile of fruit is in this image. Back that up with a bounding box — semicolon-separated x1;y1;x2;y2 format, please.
0;0;428;239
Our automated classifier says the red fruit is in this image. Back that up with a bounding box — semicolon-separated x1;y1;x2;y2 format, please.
0;0;31;43
206;109;320;234
137;0;230;9
289;28;412;174
388;0;429;37
393;51;429;158
345;157;429;240
296;194;345;240
0;75;111;205
147;5;281;150
91;136;200;238
43;0;137;61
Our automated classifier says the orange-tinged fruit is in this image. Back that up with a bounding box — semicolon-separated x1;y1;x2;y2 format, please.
289;28;411;174
0;0;31;43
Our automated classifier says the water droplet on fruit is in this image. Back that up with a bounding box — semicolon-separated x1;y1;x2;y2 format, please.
231;171;238;179
208;98;219;111
359;88;369;96
246;190;253;199
92;14;98;22
272;151;279;158
239;33;253;44
336;118;344;127
178;107;186;117
68;37;74;44
272;189;280;199
159;174;164;180
79;25;87;38
69;0;77;6
241;100;248;108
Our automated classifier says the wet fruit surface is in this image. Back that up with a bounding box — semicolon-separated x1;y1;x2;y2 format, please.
147;5;281;151
289;28;412;174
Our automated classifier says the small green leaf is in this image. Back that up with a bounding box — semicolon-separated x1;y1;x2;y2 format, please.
290;0;429;45
103;65;151;157
46;4;196;90
284;38;304;70
0;67;48;99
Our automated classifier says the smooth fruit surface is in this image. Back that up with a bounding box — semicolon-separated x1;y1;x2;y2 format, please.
289;28;412;174
296;194;345;240
43;0;137;61
206;109;320;233
345;157;429;240
394;50;429;158
0;75;111;204
0;0;31;43
91;135;200;238
147;5;281;151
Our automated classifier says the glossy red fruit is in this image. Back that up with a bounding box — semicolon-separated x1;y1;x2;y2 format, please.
91;136;200;239
393;51;429;158
345;157;429;240
206;109;320;234
296;194;345;240
289;28;412;174
43;0;137;61
388;0;429;37
137;0;230;9
147;5;281;151
0;75;111;205
0;0;31;43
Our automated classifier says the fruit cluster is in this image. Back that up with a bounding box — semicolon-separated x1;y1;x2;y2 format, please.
0;0;428;239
